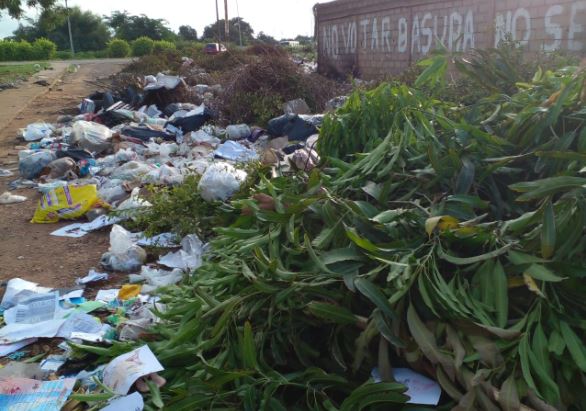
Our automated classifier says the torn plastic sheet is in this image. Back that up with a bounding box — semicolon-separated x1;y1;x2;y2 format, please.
50;215;123;238
0;319;67;344
0;339;37;357
135;232;179;248
158;234;204;271
214;140;259;162
129;266;183;294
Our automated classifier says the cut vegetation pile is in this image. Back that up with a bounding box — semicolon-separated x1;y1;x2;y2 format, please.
77;49;586;410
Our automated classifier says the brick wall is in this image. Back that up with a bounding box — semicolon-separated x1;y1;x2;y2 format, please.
315;0;585;79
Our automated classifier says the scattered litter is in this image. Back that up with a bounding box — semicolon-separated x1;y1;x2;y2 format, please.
31;184;106;224
21;122;53;142
71;121;112;154
198;162;248;202
118;284;141;300
103;345;164;395
0;168;13;177
0;278;52;310
136;232;178;248
0;377;75;410
19;150;56;180
214;140;259;162
39;355;67;372
0;339;37;357
130;266;183;293
158;234;204;271
57;313;102;339
95;289;120;304
76;269;109;285
0;191;27;204
0;362;44;379
3;292;60;325
100;225;147;272
226;124;251;140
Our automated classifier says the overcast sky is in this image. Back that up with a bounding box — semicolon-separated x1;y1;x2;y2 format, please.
0;0;331;39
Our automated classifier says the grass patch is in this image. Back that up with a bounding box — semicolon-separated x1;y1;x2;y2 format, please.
0;62;51;83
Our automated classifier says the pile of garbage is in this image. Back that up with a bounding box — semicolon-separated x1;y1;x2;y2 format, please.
0;68;338;409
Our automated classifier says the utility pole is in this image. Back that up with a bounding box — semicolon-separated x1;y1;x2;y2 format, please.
224;0;230;43
235;0;242;47
65;0;74;57
215;0;221;42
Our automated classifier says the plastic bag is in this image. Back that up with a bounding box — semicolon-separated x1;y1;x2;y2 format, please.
226;124;251;140
158;235;204;271
100;225;147;272
198;162;247;202
116;187;152;220
142;165;184;186
19;150;57;180
0;192;27;204
129;266;184;294
22;122;54;142
31;184;106;224
71;121;113;154
110;161;153;182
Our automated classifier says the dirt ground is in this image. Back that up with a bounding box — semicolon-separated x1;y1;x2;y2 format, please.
0;60;128;289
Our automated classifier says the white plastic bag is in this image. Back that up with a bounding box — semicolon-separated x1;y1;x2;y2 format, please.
129;266;184;294
198;162;247;202
71;121;113;154
116;187;152;220
22;122;54;142
100;225;146;272
158;234;204;271
110;161;153;182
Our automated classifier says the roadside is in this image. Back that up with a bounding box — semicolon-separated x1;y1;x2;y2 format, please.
0;59;128;289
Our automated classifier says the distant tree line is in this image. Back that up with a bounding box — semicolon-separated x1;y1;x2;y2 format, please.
0;2;314;60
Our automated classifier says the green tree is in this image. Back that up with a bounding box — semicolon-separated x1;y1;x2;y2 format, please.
0;0;56;18
256;31;278;45
178;25;198;41
202;18;254;44
106;11;177;42
294;35;314;45
12;7;110;52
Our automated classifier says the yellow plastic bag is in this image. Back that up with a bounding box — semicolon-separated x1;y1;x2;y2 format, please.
31;184;107;224
118;284;141;301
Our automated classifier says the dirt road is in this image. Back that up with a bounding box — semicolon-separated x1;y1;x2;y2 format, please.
0;60;128;289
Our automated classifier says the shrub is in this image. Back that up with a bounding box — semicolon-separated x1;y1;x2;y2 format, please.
0;41;18;61
32;38;57;60
152;40;176;54
95;49;109;58
14;41;34;61
132;36;155;57
55;50;72;60
108;39;130;58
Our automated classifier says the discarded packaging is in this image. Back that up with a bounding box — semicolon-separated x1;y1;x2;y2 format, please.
198;162;247;202
76;269;109;285
71;121;113;154
130;266;183;294
31;184;105;224
42;157;78;180
214;140;259;162
0;377;75;410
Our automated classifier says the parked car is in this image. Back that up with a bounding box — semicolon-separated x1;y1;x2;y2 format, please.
203;43;227;55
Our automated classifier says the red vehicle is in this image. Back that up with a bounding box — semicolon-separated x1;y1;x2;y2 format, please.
203;43;227;55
